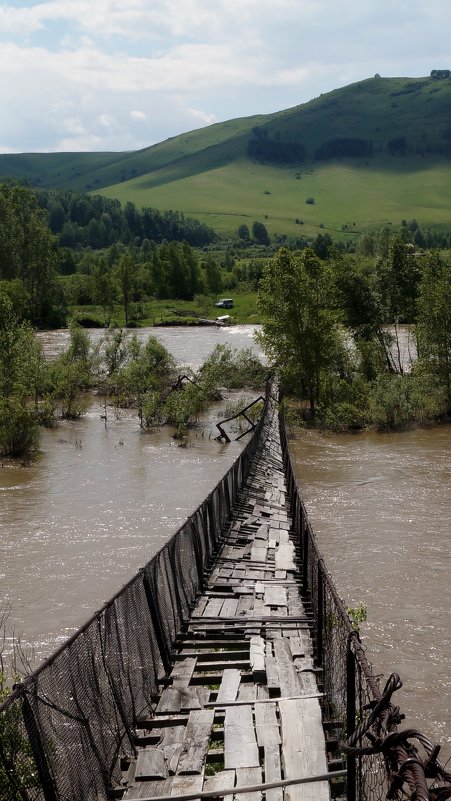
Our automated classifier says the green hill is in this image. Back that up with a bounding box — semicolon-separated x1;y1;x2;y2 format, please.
3;75;451;238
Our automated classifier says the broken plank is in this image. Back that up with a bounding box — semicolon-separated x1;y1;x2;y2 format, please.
135;749;167;781
177;709;215;775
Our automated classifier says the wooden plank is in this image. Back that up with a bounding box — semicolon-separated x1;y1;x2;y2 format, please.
224;706;259;769
177;709;215;775
156;688;182;715
265;642;279;690
135;749;167;781
235;767;262;801
289;635;313;660
279;698;329;801
204;598;225;617
249;636;265;674
250;545;268;563
161;726;185;776
124;777;173;799
264;745;283;801
216;669;241;703
264;586;287;608
254;702;280;748
273;638;300;697
171;657;196;689
220;598;240;618
203;770;235;801
192;598;208;618
171;773;204;796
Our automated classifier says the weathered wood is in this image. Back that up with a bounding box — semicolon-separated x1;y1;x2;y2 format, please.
177;709;215;775
235;767;262;801
264;746;283;801
171;773;204;796
263;585;287;608
135;749;167;781
264;642;279;690
216;669;241;703
249;636;265;674
279;698;329;801
254;702;280;748
273;638;300;697
203;770;235;801
224;706;259;769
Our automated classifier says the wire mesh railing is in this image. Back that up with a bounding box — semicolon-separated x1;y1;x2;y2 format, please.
1;382;450;801
279;411;451;801
0;387;269;801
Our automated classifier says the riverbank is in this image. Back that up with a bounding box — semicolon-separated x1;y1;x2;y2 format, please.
69;292;260;329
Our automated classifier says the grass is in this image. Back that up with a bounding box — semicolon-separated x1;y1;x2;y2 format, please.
70;292;261;328
4;74;451;237
97;156;451;240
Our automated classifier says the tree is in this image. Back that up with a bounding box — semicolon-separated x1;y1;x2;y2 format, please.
252;221;270;246
415;252;451;412
257;248;344;417
0;292;41;456
237;224;250;242
0;183;66;327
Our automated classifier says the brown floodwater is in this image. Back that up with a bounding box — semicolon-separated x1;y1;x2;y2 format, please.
0;326;261;658
290;424;451;762
1;324;450;763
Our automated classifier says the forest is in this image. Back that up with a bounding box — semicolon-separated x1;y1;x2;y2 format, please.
0;179;450;458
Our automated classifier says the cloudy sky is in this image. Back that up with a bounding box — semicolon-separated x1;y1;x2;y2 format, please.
1;0;449;153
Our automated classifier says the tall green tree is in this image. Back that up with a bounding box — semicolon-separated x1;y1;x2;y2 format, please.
415;252;451;412
0;292;41;456
257;248;344;417
0;183;66;326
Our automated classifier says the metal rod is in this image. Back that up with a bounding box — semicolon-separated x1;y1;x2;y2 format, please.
131;769;347;801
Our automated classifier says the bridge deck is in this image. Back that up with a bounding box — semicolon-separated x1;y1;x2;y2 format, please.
121;402;332;801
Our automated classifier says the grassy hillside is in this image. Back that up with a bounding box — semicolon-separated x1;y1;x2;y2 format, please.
3;75;451;237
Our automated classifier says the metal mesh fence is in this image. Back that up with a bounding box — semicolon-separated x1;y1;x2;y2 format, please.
0;390;266;801
2;383;447;801
280;416;390;801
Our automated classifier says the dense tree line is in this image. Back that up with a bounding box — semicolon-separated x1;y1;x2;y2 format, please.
35;189;216;249
0;182;222;326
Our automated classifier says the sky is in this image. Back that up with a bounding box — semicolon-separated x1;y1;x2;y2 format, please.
1;0;450;154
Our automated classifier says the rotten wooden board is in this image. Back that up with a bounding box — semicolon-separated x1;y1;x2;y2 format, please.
177;709;215;775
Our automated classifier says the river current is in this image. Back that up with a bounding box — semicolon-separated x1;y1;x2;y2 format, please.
1;325;450;761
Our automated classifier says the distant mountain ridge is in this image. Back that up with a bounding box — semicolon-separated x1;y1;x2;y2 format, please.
3;74;451;237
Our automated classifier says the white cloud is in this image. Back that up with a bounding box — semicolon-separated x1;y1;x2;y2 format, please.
187;108;217;125
0;0;450;152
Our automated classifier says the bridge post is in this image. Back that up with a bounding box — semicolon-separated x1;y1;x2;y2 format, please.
316;563;324;667
346;640;357;801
